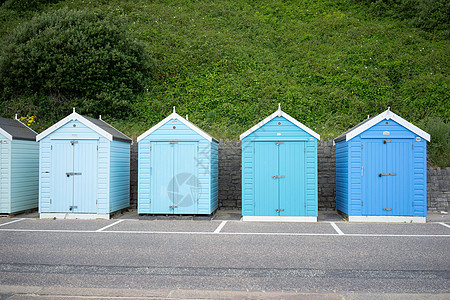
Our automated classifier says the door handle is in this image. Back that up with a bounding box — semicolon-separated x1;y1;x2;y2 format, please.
379;173;396;177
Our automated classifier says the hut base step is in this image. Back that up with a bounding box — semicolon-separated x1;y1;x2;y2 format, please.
242;216;317;222
40;213;110;220
348;215;426;223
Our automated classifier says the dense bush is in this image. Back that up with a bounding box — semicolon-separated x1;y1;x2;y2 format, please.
0;8;154;119
357;0;450;36
421;117;450;168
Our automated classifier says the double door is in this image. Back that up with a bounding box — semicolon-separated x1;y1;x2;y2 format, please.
151;141;199;214
254;141;306;216
362;139;413;216
51;139;98;213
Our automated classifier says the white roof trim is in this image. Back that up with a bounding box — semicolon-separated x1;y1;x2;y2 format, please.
36;112;113;142
0;127;12;141
239;108;320;140
137;112;215;143
345;109;430;142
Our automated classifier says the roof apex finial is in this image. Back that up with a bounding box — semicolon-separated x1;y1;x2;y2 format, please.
15;114;18;120
186;114;188;121
388;106;390;111
99;115;102;120
367;115;370;119
173;106;176;114
278;103;281;111
73;107;76;113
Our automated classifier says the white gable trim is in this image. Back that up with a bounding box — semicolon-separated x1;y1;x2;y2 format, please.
36;112;113;142
0;127;12;141
345;109;430;142
137;112;215;143
239;109;320;140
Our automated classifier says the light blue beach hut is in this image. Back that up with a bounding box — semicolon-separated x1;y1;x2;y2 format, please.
240;104;320;222
0;116;38;214
334;108;430;223
36;109;132;219
137;108;218;215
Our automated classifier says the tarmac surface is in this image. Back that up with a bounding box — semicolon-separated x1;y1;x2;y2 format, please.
0;210;448;299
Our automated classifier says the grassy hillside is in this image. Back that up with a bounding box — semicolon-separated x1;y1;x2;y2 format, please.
0;0;448;165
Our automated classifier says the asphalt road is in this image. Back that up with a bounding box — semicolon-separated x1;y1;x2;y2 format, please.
0;218;449;298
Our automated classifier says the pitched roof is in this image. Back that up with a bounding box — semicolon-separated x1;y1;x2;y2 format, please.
36;111;132;143
0;116;37;141
334;109;430;142
239;105;320;140
137;110;218;143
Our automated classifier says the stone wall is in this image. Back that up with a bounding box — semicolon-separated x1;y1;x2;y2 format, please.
218;139;242;210
129;140;449;212
427;167;450;212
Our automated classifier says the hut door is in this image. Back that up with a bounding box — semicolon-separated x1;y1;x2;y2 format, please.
151;141;198;214
363;139;413;216
51;140;98;213
255;142;306;216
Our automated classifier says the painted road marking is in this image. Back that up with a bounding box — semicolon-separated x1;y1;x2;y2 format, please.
0;228;449;237
438;222;450;229
330;222;344;235
214;221;227;234
96;220;124;232
0;218;25;227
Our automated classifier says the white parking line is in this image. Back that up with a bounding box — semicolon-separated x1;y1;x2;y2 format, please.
330;222;344;235
0;228;449;237
96;220;124;232
0;218;25;227
214;221;227;234
438;222;450;229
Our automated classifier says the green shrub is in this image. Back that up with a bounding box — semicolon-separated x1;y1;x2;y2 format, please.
421;117;449;167
356;0;450;36
0;8;154;119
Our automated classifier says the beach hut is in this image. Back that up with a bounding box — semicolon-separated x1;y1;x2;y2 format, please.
334;108;430;222
240;104;320;222
37;109;132;219
137;108;219;215
0;116;38;214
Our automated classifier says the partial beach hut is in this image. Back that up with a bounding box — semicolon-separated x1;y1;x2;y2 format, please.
0;116;39;214
137;107;218;215
240;104;320;222
334;108;430;223
37;109;132;219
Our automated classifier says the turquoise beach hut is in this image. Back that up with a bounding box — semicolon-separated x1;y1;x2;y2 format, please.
137;107;218;215
37;109;132;219
0;116;39;214
240;104;320;222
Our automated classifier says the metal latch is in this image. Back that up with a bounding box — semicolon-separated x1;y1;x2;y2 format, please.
383;140;391;144
275;142;284;145
379;173;396;177
383;208;392;211
69;206;78;211
70;140;78;145
275;209;285;212
272;175;285;179
169;142;178;144
169;205;178;209
66;172;82;177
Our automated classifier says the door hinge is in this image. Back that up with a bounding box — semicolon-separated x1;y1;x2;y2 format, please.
150;146;152;151
51;145;52;150
97;145;98;150
412;144;414;150
50;199;52;204
412;202;414;207
361;201;363;206
96;199;98;205
361;166;364;176
361;144;363;149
